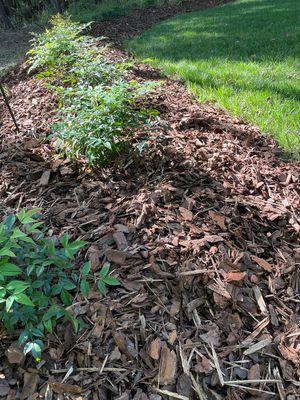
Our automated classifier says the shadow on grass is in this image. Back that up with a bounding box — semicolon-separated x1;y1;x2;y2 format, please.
136;0;299;62
129;0;300;154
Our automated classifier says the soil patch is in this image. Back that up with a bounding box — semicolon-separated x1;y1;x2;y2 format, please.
0;27;41;76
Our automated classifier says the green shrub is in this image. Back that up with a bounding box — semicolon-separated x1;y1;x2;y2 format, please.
54;81;153;165
27;15;154;166
27;14;94;79
0;209;119;360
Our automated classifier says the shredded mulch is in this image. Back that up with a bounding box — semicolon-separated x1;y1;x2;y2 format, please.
0;5;300;400
1;49;299;400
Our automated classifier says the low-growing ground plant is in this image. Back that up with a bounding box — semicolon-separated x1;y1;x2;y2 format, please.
27;15;154;166
0;209;119;360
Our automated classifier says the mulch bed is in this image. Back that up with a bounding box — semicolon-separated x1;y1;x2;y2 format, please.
0;4;300;400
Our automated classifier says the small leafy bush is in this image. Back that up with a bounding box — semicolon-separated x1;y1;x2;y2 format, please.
27;15;154;166
54;81;152;165
80;262;119;298
0;209;119;360
27;14;92;78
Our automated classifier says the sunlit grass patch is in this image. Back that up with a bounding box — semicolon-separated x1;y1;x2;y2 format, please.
128;0;300;157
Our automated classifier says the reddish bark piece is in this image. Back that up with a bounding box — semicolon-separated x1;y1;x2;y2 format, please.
87;245;101;271
20;372;39;400
113;231;128;250
209;210;226;230
251;255;273;272
170;299;181;317
247;364;260;384
39;169;51;186
49;381;82;394
159;346;177;385
179;207;193;221
195;354;213;374
105;248;127;264
6;342;25;364
225;271;246;282
113;332;138;359
149;338;161;360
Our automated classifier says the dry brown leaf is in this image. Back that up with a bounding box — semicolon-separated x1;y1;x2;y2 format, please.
159;346;177;385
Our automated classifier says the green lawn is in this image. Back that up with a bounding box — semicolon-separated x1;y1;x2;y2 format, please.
128;0;300;157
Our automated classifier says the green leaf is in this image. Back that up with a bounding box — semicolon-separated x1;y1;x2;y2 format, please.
11;228;27;239
14;293;35;307
0;263;22;276
103;276;120;286
36;266;45;277
32;280;44;289
24;342;33;355
60;288;72;306
32;342;42;361
81;261;91;276
43;319;53;333
0;287;6;298
97;279;106;295
60;278;76;291
46;240;55;256
19;235;35;244
18;331;29;346
69;316;79;333
6;280;30;294
5;215;16;230
99;263;110;278
0;248;16;258
6;295;15;312
68;240;86;251
51;284;62;296
60;233;69;248
31;328;44;338
26;221;44;234
80;279;89;297
17;208;41;224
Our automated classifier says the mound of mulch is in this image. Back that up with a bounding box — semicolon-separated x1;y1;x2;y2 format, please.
90;0;231;44
0;49;299;399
